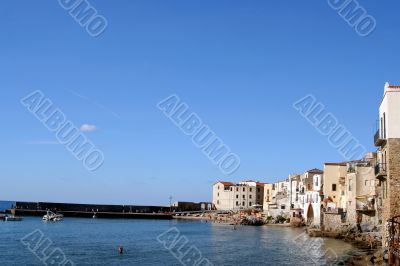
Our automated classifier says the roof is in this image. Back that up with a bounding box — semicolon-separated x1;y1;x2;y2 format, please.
387;84;400;89
215;181;235;186
306;168;323;173
324;162;348;166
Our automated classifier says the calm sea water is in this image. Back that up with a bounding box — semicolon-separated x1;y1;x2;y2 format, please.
0;201;15;211
0;217;357;266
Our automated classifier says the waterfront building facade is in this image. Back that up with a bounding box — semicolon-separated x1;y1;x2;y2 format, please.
304;174;323;227
345;155;379;231
288;174;302;218
263;183;274;212
374;83;400;252
267;180;290;218
212;181;265;211
322;162;348;211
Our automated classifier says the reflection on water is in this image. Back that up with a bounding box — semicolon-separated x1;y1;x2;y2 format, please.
209;224;353;265
0;217;355;265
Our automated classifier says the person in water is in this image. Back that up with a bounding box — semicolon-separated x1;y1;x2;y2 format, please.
118;246;124;254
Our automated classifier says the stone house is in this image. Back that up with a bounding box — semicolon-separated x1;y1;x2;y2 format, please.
345;155;379;232
374;83;400;254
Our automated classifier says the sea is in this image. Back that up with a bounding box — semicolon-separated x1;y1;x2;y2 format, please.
0;201;15;212
0;215;361;266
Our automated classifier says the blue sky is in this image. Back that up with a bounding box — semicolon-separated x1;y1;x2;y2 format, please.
0;0;399;205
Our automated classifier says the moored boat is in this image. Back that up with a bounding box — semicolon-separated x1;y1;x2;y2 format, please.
43;211;64;222
4;215;23;221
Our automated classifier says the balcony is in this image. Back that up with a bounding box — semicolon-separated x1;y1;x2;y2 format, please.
375;163;387;179
374;130;386;147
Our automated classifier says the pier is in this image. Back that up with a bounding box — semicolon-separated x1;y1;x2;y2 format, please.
8;209;172;219
8;201;173;220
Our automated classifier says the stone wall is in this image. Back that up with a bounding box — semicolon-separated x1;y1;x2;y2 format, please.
323;212;343;232
382;138;400;247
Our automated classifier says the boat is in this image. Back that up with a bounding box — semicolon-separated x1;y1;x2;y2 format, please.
43;211;64;222
4;215;23;221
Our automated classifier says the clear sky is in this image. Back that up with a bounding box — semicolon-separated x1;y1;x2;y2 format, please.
1;0;399;205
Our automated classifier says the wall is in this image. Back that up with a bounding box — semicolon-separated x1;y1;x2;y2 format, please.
323;212;343;232
380;86;400;139
323;164;347;208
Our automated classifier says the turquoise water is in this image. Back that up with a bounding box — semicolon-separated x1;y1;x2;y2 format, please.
0;217;355;265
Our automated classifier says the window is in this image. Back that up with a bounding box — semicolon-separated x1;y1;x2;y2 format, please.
242;195;245;199
249;188;252;192
257;188;260;192
332;184;337;191
236;195;239;199
281;205;286;210
383;112;387;139
242;201;245;206
217;193;219;197
349;179;352;192
243;188;245;192
315;178;319;187
267;189;270;194
249;195;252;199
230;187;233;191
218;186;220;190
249;202;252;206
236;201;239;206
236;187;239;192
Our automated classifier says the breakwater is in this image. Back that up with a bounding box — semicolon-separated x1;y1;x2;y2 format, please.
8;201;172;220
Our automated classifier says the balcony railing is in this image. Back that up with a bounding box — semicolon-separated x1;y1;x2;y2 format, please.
374;130;386;147
375;163;387;178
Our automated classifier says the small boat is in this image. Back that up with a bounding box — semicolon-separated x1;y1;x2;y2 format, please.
4;215;23;222
43;211;64;222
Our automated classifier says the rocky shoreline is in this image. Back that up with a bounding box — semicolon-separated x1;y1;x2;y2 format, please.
307;227;385;265
175;211;387;264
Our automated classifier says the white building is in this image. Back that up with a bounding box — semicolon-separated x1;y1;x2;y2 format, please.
303;174;323;227
267;179;290;218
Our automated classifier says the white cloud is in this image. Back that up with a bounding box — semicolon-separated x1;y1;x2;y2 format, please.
80;124;97;132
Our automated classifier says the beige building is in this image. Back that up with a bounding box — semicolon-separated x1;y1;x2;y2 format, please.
263;183;273;211
345;155;378;230
323;162;348;210
212;181;265;211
